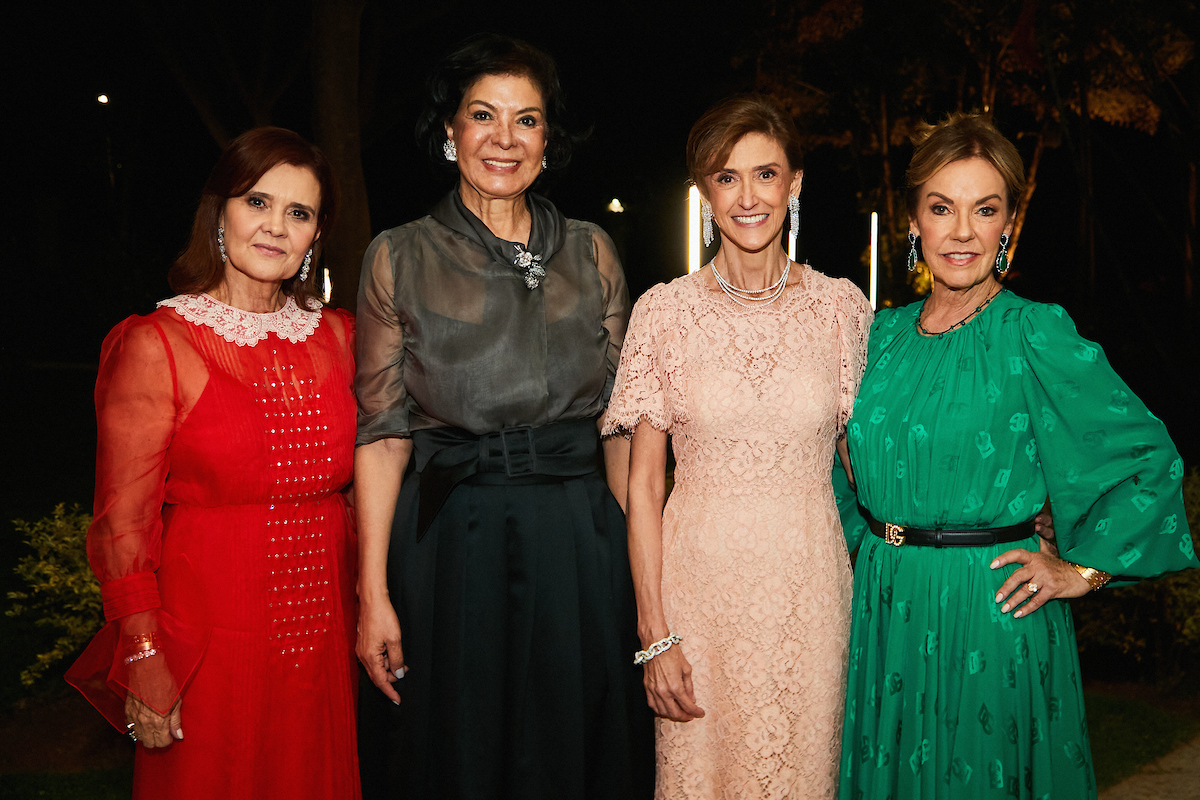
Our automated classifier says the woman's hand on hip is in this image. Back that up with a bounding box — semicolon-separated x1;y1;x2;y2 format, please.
642;646;705;723
990;549;1093;618
125;694;182;749
357;599;405;704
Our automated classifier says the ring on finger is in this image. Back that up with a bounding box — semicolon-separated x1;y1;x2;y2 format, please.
1026;582;1040;594
125;722;138;742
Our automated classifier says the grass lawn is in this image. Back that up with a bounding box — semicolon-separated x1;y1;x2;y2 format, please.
0;769;133;800
1085;688;1200;791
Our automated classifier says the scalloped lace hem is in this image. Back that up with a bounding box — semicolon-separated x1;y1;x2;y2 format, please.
158;293;322;347
601;409;671;439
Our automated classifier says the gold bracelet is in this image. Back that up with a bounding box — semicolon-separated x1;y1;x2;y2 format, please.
1072;563;1112;591
122;633;161;665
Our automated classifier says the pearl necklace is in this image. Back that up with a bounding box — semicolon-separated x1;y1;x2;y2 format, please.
709;257;791;309
917;287;1005;338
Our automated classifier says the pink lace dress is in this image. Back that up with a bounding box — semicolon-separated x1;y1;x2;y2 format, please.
604;267;871;799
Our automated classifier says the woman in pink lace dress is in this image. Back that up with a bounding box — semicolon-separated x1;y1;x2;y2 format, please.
603;95;872;798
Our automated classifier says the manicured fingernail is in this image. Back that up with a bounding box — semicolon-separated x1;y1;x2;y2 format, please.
1001;603;1011;613
995;592;1004;603
394;667;407;679
392;699;400;706
1014;610;1024;619
990;560;1000;569
175;728;184;740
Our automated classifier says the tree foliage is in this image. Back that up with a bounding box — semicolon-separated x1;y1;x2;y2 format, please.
748;0;1196;307
6;505;102;687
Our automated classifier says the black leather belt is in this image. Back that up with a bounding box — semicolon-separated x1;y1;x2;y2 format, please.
411;417;603;541
860;505;1035;548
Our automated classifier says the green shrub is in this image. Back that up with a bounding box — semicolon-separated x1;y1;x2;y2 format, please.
1072;469;1200;683
5;504;102;686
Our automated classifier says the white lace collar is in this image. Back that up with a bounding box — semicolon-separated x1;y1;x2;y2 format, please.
157;293;322;347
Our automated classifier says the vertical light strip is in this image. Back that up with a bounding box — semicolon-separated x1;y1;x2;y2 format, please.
322;267;332;304
688;185;701;274
869;212;879;310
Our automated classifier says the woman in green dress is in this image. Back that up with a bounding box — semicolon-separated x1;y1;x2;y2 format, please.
835;113;1197;800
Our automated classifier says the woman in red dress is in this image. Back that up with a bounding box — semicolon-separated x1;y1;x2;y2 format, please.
66;127;360;799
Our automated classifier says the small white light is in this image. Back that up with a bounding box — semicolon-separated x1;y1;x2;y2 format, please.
322;268;332;304
607;198;625;213
97;94;109;104
869;212;879;310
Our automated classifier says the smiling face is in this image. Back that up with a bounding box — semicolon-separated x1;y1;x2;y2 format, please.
911;156;1014;293
445;73;547;206
703;132;803;256
217;162;322;295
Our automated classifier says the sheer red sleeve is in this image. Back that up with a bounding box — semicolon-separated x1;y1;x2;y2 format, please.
65;315;209;731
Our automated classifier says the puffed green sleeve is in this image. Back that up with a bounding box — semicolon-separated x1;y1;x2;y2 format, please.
1016;302;1196;582
833;456;869;554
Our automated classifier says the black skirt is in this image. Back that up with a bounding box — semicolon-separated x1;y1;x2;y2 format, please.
358;419;654;799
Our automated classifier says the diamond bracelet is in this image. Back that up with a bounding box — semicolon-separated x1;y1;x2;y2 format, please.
634;633;682;665
123;633;161;665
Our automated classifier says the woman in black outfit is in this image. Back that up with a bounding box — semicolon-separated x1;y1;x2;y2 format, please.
354;34;653;799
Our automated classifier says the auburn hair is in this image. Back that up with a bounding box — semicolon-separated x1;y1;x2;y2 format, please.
169;127;338;309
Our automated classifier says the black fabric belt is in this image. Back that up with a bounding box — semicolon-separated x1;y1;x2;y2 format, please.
861;505;1035;548
410;416;603;541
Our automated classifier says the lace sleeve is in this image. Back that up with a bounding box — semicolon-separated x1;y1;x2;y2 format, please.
592;226;631;404
601;285;671;438
355;231;409;445
835;279;873;437
66;316;209;731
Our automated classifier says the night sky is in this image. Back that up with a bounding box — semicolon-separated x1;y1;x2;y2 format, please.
5;1;1198;526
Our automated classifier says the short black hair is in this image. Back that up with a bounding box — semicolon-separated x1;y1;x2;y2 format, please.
415;33;581;177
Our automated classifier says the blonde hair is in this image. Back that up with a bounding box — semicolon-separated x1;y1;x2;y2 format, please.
905;113;1025;219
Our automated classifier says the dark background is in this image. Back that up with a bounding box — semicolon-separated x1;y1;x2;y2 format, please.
3;0;1197;562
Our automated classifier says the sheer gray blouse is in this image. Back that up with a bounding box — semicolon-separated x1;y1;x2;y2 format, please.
355;191;630;444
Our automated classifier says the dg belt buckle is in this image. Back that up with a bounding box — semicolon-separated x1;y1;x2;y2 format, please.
500;426;536;477
884;522;906;547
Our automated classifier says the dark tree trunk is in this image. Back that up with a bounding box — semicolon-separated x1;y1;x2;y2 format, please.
311;0;371;312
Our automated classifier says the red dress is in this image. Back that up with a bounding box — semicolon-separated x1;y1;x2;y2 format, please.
66;294;360;799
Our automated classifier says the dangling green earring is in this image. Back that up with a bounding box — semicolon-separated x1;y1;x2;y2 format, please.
907;232;919;272
996;233;1011;275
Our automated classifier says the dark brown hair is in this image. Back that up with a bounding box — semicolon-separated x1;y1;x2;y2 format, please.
169;127;338;309
686;94;804;194
906;113;1025;220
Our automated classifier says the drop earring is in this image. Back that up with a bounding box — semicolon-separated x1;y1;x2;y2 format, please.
701;199;715;247
907;232;919;272
298;249;313;283
788;195;800;238
218;226;227;263
995;233;1011;275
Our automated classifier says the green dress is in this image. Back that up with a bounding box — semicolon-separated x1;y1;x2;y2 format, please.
835;290;1196;800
